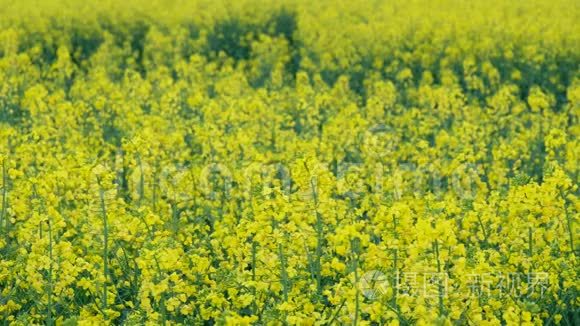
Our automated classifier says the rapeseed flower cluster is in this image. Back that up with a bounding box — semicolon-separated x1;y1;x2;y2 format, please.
0;0;578;324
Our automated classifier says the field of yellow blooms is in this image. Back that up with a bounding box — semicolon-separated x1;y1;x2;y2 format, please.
0;0;578;324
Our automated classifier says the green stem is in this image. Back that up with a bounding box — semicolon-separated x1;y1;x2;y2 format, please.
152;255;166;325
152;167;158;213
434;240;444;317
392;213;400;315
559;189;576;254
354;278;359;325
392;249;398;307
251;240;258;314
137;155;144;206
47;221;53;326
565;211;575;254
351;237;362;326
98;178;108;318
1;159;7;238
528;227;534;275
309;174;324;298
252;240;257;282
327;299;346;325
477;214;489;245
278;243;289;301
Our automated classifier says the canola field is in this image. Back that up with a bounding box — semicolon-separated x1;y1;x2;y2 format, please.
0;0;579;325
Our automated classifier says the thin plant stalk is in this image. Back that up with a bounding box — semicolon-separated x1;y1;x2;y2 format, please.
278;243;289;302
434;240;444;317
98;178;108;319
1;158;7;238
351;238;361;326
307;169;324;298
47;220;53;326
